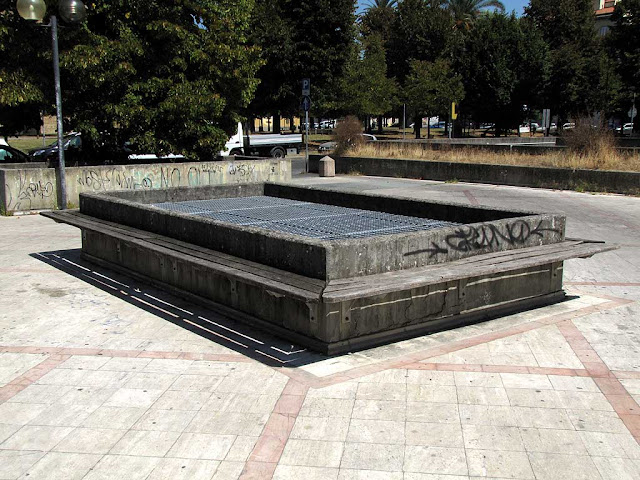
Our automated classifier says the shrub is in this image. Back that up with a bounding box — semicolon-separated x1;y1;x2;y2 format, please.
334;116;364;155
561;117;617;169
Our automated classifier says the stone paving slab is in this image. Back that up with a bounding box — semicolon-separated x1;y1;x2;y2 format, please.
1;176;639;479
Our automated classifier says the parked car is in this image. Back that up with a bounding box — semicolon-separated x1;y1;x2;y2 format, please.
0;144;32;163
519;124;530;135
616;123;633;136
317;134;377;153
562;122;575;130
529;122;540;133
30;132;82;165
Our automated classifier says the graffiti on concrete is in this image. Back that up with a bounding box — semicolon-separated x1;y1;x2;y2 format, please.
406;219;560;258
5;172;55;211
77;169;153;191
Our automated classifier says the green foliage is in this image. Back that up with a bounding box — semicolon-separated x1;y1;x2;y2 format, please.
387;0;455;84
0;0;51;138
453;13;548;133
360;0;397;43
526;0;609;121
445;0;505;30
60;0;262;160
340;35;398;119
404;58;464;120
249;0;356;119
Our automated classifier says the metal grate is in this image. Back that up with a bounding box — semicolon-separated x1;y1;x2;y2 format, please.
152;196;459;240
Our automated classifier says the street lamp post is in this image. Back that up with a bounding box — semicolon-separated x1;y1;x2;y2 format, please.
16;0;87;210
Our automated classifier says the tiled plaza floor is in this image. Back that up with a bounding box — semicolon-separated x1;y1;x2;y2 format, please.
1;175;639;479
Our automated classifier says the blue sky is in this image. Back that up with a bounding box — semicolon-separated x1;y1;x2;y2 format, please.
356;0;529;16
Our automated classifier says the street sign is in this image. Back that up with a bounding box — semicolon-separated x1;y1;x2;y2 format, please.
302;78;310;96
629;106;637;119
451;102;458;120
542;109;551;129
301;95;311;112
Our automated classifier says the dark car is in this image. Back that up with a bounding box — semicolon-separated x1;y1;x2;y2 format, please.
30;132;82;166
0;144;32;163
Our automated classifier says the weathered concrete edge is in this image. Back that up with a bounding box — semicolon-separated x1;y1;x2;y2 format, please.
309;155;640;195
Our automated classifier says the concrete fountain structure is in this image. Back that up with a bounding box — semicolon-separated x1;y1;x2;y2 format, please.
43;182;613;354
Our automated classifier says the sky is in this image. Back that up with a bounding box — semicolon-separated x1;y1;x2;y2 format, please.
356;0;529;16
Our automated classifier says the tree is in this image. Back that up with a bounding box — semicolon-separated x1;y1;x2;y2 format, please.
360;0;397;43
0;0;50;139
59;0;262;160
446;0;505;30
526;0;610;123
453;13;548;135
340;34;398;131
404;59;464;138
608;0;640;129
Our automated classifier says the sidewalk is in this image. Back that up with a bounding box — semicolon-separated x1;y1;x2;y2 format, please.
0;177;639;479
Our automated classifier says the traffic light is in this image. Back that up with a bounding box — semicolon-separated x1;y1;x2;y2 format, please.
451;102;458;120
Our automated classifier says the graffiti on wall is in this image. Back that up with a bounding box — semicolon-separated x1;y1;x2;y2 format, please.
5;171;55;211
405;219;561;258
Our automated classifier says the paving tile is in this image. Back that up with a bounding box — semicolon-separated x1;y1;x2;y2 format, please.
211;461;244;480
151;390;212;411
512;406;574;429
462;425;525;451
406;422;464;447
548;375;600;392
279;439;344;468
579;431;640;459
146;458;220;480
0;402;47;425
83;454;160;480
556;391;614;411
466;449;534;478
506;388;563;408
406;370;455;386
81;405;147;430
404;445;467;475
459;405;518;427
405;401;459;424
202;392;280;414
341;442;403;471
143;358;194;374
520;427;588;454
272;465;339;480
306;382;358;399
528;452;602;480
500;373;553;390
56;386;117;406
7;384;73;404
454;372;503;387
407;384;457;403
132;408;196;432
103;388;164;408
1;425;73;451
35;368;88;386
592;456;640;480
457;386;510;406
298;397;355;418
0;450;45;479
0;423;20;444
338;469;403;479
124;372;179;390
290;416;350;442
109;429;181;457
58;356;111;370
75;369;133;388
169;374;224;392
27;403;99;427
358;369;408;384
186;411;268;436
20;452;102;480
100;357;152;372
352;399;406;421
346;418;405;444
567;410;629;433
356;383;406;401
224;435;258;462
404;475;469;480
53;427;126;454
167;432;235;460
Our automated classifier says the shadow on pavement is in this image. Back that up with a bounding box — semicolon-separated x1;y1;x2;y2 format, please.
31;249;327;368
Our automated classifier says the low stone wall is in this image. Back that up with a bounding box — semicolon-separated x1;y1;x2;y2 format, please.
309;155;640;195
1;158;290;214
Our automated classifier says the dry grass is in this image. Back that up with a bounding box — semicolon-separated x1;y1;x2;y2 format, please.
348;141;639;172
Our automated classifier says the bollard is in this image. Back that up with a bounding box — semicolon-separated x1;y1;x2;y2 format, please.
319;156;335;177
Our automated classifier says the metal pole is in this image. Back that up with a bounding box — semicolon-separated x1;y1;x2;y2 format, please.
305;110;309;173
51;16;67;210
402;104;406;142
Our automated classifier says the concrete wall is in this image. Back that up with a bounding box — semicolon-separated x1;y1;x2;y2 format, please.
1;158;290;214
309;155;640;195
